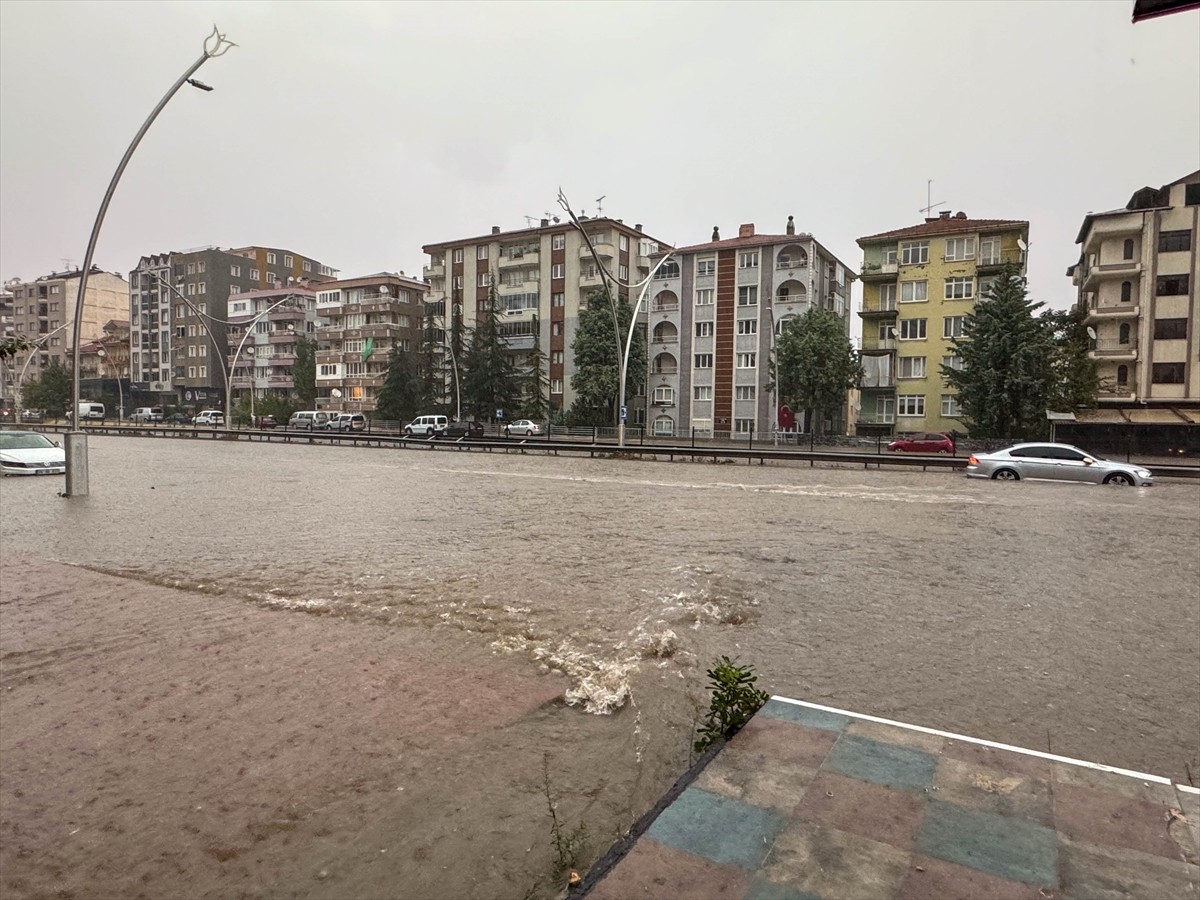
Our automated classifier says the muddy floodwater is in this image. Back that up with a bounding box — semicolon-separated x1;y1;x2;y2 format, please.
2;436;1197;897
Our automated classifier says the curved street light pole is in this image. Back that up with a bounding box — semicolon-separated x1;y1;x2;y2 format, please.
14;321;74;420
65;26;234;497
96;347;124;421
619;252;678;447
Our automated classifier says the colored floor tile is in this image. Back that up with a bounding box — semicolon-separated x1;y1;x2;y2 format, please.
759;699;851;732
940;737;1054;781
588;838;752;900
696;750;819;812
824;733;938;793
759;819;911;899
743;877;820;900
729;716;841;769
1056;834;1200;900
846;719;945;755
896;854;1048;900
795;770;928;851
1053;780;1190;861
932;756;1054;827
917;798;1058;888
647;787;785;870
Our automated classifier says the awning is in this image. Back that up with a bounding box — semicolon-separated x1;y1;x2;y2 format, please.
1074;409;1129;424
1125;408;1190;424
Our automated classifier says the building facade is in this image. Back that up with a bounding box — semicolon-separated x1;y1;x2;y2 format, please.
645;220;855;438
422;217;662;420
314;273;429;414
1068;171;1199;416
129;246;334;407
0;284;14;407
857;212;1029;436
226;286;320;404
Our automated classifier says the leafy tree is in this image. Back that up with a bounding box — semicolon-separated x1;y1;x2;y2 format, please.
292;336;317;408
567;289;646;427
771;307;860;435
941;263;1058;439
23;358;72;417
1;335;31;361
375;345;431;423
419;303;452;417
1042;304;1101;411
460;277;523;421
521;314;550;420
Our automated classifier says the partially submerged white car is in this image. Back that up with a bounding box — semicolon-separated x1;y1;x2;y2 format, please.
0;431;66;476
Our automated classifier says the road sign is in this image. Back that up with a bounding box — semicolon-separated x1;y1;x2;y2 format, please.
620;405;628;422
496;409;504;420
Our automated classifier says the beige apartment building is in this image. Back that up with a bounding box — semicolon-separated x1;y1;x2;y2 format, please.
1068;170;1199;427
226;286;321;405
422;217;663;421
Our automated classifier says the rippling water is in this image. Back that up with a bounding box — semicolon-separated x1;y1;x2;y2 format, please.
2;436;1197;780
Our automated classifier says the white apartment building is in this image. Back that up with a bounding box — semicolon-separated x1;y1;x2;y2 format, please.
227;286;320;402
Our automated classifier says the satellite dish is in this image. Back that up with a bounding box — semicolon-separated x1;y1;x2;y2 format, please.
379;285;390;295
1017;238;1027;251
1086;327;1097;340
331;389;342;398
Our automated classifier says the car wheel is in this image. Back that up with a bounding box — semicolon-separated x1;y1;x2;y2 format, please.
1104;472;1135;486
991;468;1020;481
937;449;951;455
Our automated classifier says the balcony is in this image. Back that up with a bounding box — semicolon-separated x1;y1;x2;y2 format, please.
1083;262;1142;290
579;271;605;287
500;334;536;351
499;249;539;267
580;242;614;260
859;377;896;390
267;376;293;388
423;262;445;279
650;365;678;375
1085;304;1140;322
1090;339;1137;359
268;331;298;344
859;261;898;281
857;412;897;426
268;308;306;322
976;248;1026;271
859;302;898;318
1082;215;1142;252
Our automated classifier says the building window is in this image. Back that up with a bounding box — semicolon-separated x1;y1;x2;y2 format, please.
738;251;759;269
1156;275;1189;296
900;241;929;265
735;385;756;400
898;356;926;378
551;292;564;308
696;321;714;338
188;366;196;378
694;385;712;401
1152;362;1185;384
187;283;197;296
1118;323;1131;344
619;235;629;251
452;248;464;263
551;351;564;365
737;286;758;306
552;322;563;336
197;282;206;295
944;277;974;300
453;275;464;289
551;378;563;394
1153;318;1188;340
941;394;962;416
695;289;714;306
250;269;261;281
284;255;293;267
198;344;207;357
979;237;1001;266
551;264;565;279
945;237;975;261
943;316;966;338
1122;238;1134;260
879;283;898;309
736;319;757;335
231;265;241;277
229;285;241;295
477;272;492;287
900;281;928;303
267;252;276;264
1120;281;1133;303
186;263;196;275
942;354;964;372
552;234;566;250
697;259;716;276
654;416;675;436
267;272;277;284
899;319;927;340
477;245;489;261
303;261;312;272
653;386;674;404
694;353;713;368
897;394;925;416
734;418;754;434
736;352;756;368
619;265;629;280
1116;364;1129;386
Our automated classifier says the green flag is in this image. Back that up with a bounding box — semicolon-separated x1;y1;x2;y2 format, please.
362;337;374;362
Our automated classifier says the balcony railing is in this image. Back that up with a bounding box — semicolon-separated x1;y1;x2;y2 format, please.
859;261;898;279
651;366;678;375
976;248;1025;269
775;257;808;270
1090;339;1137;357
651;301;679;313
857;412;897;425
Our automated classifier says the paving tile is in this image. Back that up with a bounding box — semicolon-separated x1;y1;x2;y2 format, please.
932;756;1054;827
896;854;1047;900
1051;760;1179;805
647;787;785;870
759;700;850;733
1057;834;1200;900
759;819;911;900
696;750;819;813
846;720;945;755
824;734;938;793
917;798;1058;887
940;737;1054;781
743;877;820;900
795;770;927;851
1173;786;1200;862
1053;780;1185;861
589;837;753;900
729;716;841;769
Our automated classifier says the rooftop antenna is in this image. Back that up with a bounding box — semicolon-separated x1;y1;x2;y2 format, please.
919;179;946;217
523;215;538;227
61;258;76;271
595;195;606;217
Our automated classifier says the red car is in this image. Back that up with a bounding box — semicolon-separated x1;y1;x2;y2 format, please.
887;432;955;454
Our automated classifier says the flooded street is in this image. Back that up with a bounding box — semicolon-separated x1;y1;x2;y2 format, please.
2;435;1198;897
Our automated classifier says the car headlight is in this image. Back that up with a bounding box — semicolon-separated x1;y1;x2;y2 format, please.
1136;469;1151;478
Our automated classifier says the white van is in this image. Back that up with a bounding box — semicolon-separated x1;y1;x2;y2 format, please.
287;410;330;431
405;415;447;436
130;407;163;423
77;401;105;421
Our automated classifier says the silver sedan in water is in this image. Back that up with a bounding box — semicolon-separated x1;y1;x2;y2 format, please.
965;443;1153;486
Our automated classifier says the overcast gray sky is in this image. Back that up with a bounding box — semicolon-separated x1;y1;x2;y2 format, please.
2;0;1197;318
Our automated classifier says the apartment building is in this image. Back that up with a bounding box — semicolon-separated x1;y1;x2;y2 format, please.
1068;171;1199;422
422;217;663;419
0;284;14;406
129;246;334;406
857;212;1029;436
226;286;320;403
645;220;855;438
5;266;128;384
314;273;429;414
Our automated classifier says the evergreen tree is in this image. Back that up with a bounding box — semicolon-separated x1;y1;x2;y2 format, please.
1042;303;1102;411
520;314;550;421
567;289;646;426
375;345;429;423
419;301;451;417
292;335;317;408
771;307;861;434
23;359;72;418
460;276;523;421
941;263;1058;438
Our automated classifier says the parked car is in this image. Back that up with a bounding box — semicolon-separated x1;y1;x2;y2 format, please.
21;409;44;422
193;410;225;427
164;412;191;425
0;431;66;476
505;419;541;437
130;407;164;423
325;413;366;432
965;443;1153;486
442;420;484;439
287;411;330;431
77;401;105;421
405;415;447;436
887;432;955;454
250;415;278;429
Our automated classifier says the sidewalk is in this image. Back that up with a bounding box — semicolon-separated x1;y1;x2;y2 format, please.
584;698;1200;900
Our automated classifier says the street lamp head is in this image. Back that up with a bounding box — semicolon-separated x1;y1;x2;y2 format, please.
186;78;215;92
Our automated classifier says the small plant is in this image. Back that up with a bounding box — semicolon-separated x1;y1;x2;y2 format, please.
693;656;769;753
541;752;588;873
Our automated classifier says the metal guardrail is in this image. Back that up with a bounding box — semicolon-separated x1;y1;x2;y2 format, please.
10;422;1199;478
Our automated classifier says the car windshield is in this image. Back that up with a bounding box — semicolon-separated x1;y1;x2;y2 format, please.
0;433;55;450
